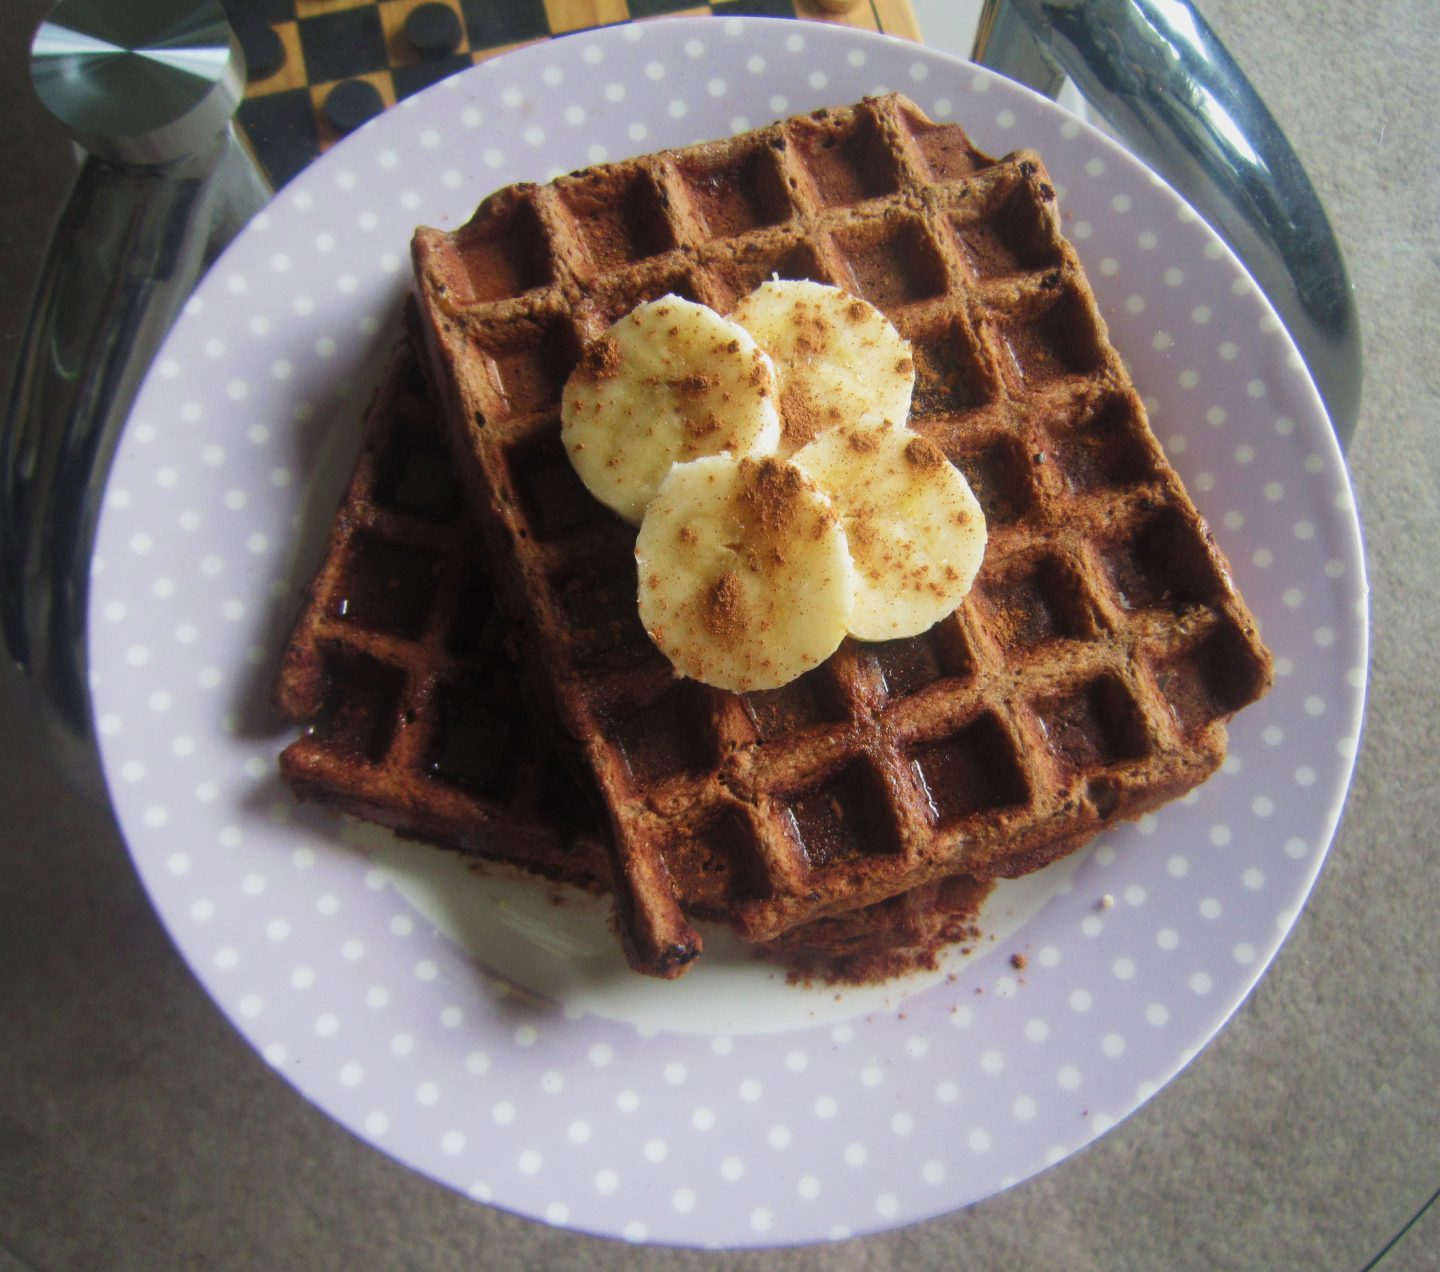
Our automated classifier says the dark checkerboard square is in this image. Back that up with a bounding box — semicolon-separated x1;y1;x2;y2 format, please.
459;0;551;50
297;7;390;84
393;54;474;101
713;0;796;16
238;88;319;187
627;0;708;16
220;0;295;27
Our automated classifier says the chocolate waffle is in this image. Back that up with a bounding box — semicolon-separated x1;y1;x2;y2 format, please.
410;94;1274;977
274;339;994;981
273;342;603;891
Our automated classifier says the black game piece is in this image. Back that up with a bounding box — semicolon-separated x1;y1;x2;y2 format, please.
324;79;385;134
237;22;285;82
405;3;464;60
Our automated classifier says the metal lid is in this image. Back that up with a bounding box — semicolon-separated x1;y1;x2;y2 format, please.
30;0;245;166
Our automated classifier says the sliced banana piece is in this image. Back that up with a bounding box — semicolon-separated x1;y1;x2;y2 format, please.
791;415;986;642
561;295;781;524
730;279;914;455
636;454;854;692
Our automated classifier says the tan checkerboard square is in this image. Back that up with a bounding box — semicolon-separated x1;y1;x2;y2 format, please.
544;0;631;36
295;0;377;15
247;21;310;97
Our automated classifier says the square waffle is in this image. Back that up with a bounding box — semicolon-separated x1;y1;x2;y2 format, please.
409;94;1274;977
274;338;994;982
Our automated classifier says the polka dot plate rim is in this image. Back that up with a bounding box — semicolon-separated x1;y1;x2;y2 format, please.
88;17;1368;1249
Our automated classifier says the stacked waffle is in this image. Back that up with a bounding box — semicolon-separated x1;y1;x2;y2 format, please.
274;338;994;981
279;93;1271;980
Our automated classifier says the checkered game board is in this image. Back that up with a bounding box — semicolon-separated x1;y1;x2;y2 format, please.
225;0;920;187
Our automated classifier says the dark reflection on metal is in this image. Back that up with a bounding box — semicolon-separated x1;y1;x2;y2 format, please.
2;0;270;791
974;0;1362;446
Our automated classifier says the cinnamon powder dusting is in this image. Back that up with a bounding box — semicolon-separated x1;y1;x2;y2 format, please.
579;336;621;380
904;435;945;470
671;371;717;396
704;570;746;642
738;457;809;536
683;412;722;447
747;354;773;396
779;382;823;451
788;298;839;361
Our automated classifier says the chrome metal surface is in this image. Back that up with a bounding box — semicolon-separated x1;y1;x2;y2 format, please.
2;0;269;791
974;0;1362;446
30;0;243;166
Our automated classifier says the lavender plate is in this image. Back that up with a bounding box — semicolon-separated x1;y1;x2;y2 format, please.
87;18;1367;1249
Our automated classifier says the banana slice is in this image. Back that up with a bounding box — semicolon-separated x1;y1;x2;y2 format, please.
561;295;782;524
791;416;986;642
730;279;914;455
636;454;854;692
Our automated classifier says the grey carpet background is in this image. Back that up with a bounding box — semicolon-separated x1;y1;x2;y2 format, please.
2;1;1436;1268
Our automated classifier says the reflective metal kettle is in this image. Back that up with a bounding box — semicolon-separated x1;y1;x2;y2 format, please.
973;0;1361;445
1;0;270;792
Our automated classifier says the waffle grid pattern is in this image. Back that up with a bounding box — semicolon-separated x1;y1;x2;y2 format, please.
273;346;605;888
410;95;1273;975
274;342;996;979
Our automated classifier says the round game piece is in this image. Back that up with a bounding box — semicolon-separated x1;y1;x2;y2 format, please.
237;22;285;83
404;3;463;61
323;79;385;134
